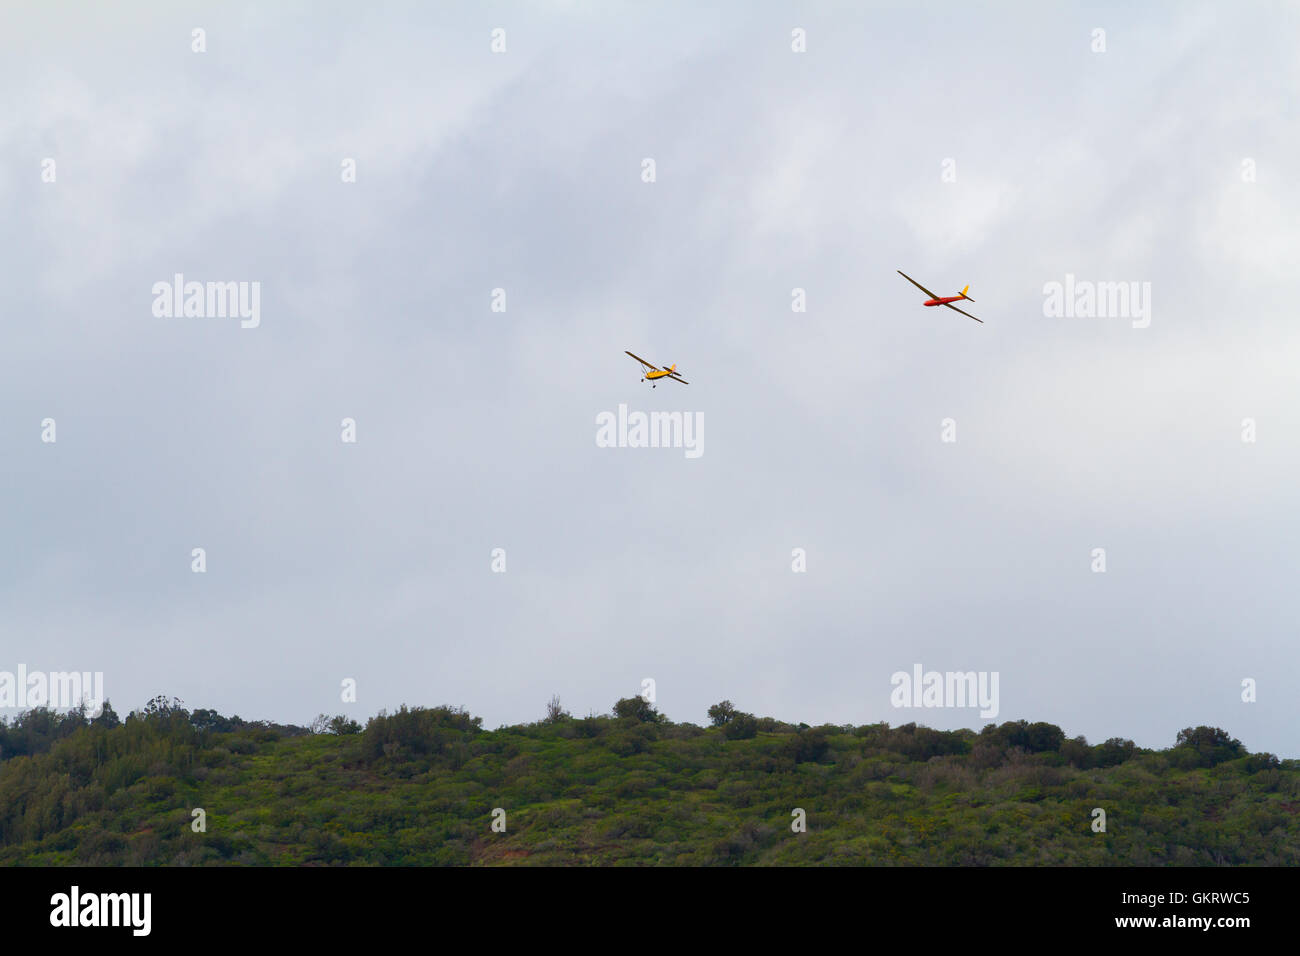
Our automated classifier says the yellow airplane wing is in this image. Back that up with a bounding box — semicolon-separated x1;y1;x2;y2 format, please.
625;351;657;369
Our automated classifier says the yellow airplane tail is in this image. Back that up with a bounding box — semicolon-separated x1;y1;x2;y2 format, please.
960;285;973;301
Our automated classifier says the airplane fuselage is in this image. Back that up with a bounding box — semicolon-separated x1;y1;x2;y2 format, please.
626;352;688;384
924;296;968;307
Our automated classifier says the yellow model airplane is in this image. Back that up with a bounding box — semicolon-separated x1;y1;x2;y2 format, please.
626;351;689;387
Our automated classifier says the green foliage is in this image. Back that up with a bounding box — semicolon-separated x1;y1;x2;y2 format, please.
785;727;830;764
360;705;481;763
328;716;362;735
1174;726;1246;768
544;695;571;724
979;720;1066;754
1094;737;1138;768
708;701;737;726
891;723;970;760
191;709;241;734
0;699;1294;866
612;697;664;724
722;713;758;740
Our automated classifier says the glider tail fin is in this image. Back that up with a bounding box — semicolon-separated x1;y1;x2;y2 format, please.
960;285;973;301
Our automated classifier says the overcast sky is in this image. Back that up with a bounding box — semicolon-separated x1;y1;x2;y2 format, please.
3;1;1298;756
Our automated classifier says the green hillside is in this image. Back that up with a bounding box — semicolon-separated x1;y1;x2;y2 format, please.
0;696;1294;865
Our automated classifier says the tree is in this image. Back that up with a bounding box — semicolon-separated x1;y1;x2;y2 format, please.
191;708;243;734
1022;722;1066;753
545;695;570;723
722;712;758;740
1094;737;1137;767
328;715;362;735
613;697;663;723
359;705;482;763
707;701;737;726
141;695;187;719
1061;735;1092;768
92;700;121;729
785;727;829;763
982;719;1065;754
1174;726;1244;767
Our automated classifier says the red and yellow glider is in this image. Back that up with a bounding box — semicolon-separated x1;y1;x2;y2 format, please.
897;271;983;323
